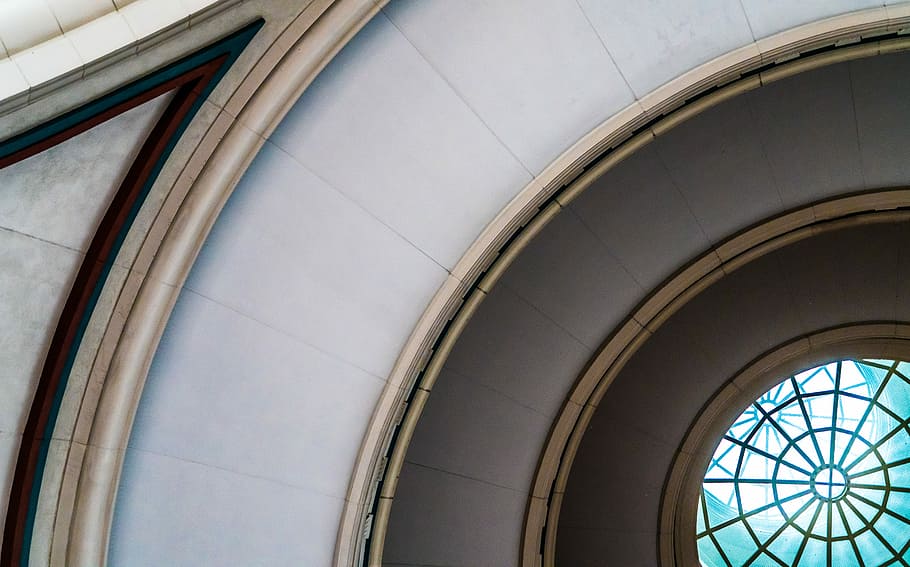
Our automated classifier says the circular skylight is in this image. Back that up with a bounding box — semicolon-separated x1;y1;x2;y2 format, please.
698;359;910;566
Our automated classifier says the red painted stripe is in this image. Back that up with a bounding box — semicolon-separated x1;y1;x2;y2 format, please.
1;55;226;566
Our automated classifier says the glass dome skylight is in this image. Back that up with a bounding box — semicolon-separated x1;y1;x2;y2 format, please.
698;360;910;566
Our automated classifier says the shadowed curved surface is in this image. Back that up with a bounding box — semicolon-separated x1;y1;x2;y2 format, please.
559;220;910;565
386;50;910;566
114;11;910;567
0;1;907;566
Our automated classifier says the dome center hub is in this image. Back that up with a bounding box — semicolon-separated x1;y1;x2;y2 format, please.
811;465;848;501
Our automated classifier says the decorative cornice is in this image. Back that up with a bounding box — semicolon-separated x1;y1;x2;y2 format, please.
3;3;907;567
358;28;910;567
0;21;261;566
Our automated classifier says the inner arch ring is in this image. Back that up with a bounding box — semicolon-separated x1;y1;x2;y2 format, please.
698;359;910;564
661;331;910;566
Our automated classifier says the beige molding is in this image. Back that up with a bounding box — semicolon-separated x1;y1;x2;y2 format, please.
21;5;910;567
529;201;910;567
55;1;388;566
356;22;910;567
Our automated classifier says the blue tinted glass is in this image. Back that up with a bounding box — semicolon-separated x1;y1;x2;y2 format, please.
699;360;910;566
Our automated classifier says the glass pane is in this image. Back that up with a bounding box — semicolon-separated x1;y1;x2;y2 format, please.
699;359;910;566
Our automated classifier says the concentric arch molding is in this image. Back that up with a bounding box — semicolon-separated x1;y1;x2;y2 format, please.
0;21;264;567
16;4;910;567
660;324;910;566
0;1;389;565
368;26;910;567
527;198;910;567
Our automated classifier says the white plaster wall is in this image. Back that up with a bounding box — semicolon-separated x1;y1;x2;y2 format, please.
106;2;909;566
384;53;910;566
267;12;532;271
0;95;170;251
0;94;167;539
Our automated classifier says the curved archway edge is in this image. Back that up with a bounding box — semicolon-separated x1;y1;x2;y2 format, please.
535;201;910;566
54;1;389;564
362;20;910;566
26;4;910;566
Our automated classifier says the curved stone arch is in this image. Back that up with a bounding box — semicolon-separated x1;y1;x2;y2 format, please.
364;22;910;567
12;3;910;566
530;199;910;566
550;212;910;565
45;1;388;564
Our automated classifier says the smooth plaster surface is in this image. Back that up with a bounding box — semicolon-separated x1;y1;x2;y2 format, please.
0;94;166;548
0;94;170;564
268;12;532;271
0;94;170;252
93;3;910;566
383;0;635;175
558;221;910;565
386;51;910;566
0;95;169;430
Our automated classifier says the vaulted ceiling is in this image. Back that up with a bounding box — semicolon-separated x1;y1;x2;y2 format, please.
0;2;909;566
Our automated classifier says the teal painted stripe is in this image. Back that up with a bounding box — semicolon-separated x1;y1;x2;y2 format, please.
7;19;263;566
1;20;260;160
